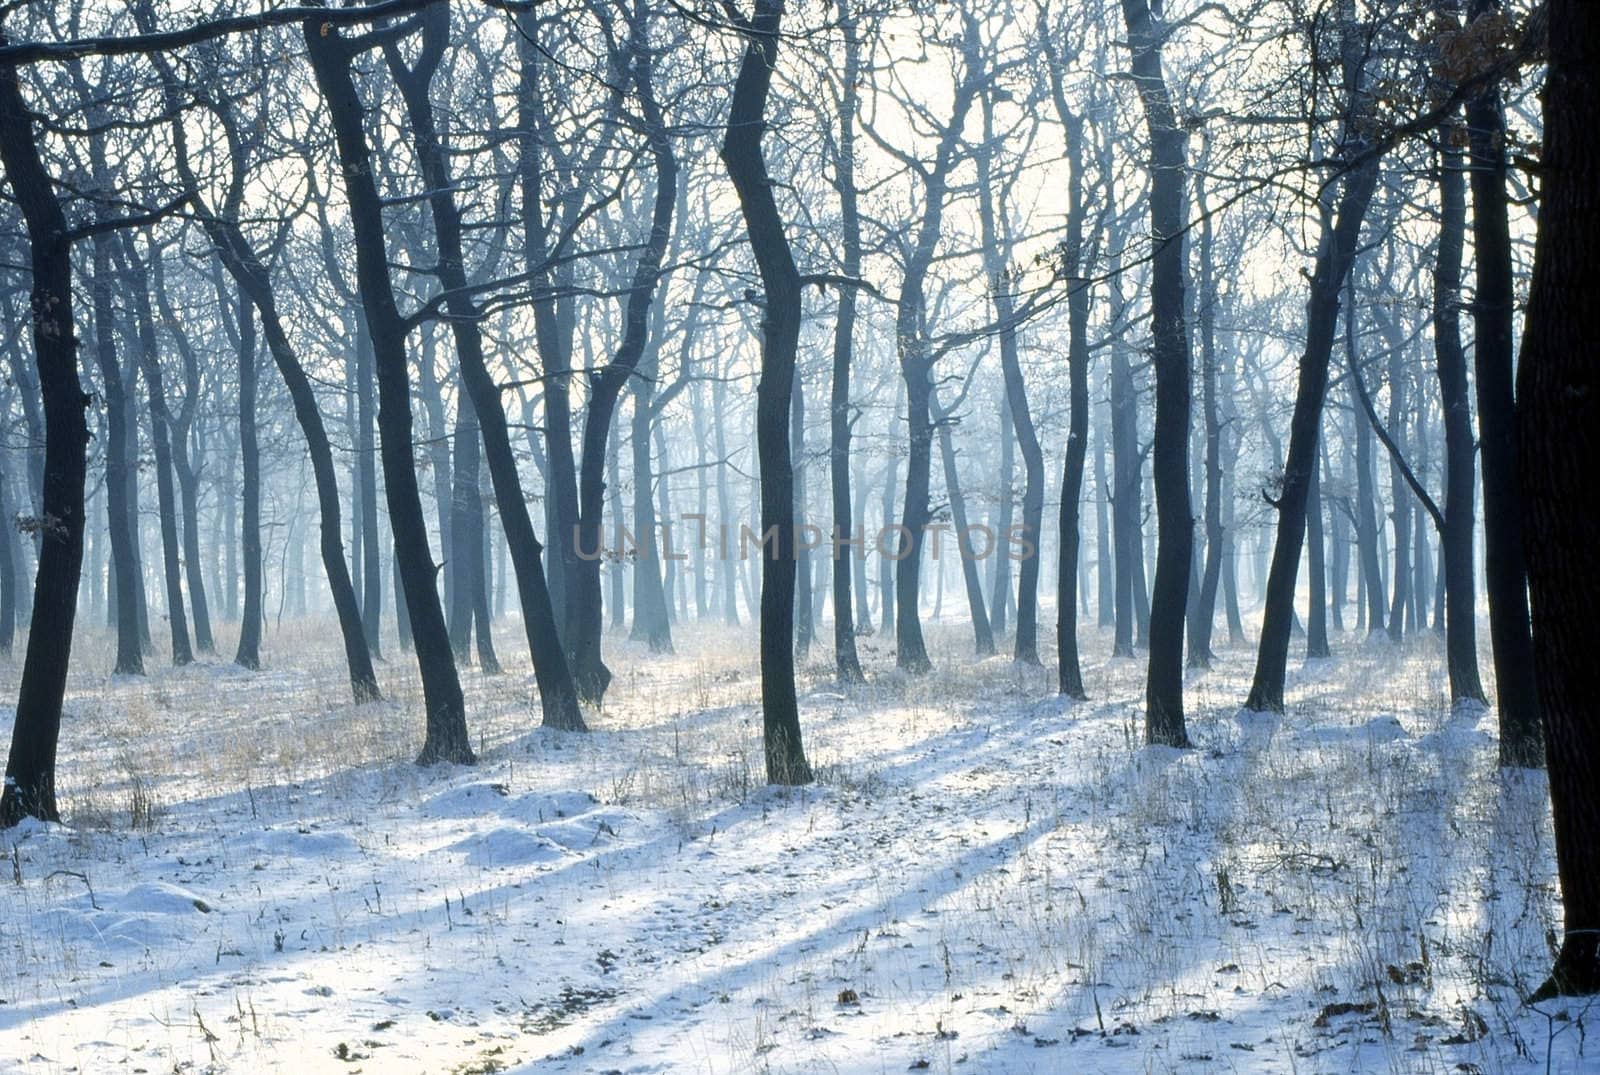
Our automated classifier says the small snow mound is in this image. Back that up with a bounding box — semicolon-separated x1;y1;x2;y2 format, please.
451;828;567;868
238;827;356;859
539;807;638;849
422;783;598;822
117;881;216;915
1298;713;1409;747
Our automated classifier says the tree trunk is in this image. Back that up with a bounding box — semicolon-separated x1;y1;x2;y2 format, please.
234;287;263;670
1432;124;1488;706
0;60;92;825
305;18;473;765
158;63;378;700
1121;0;1194;745
1244;154;1379;709
721;0;814;784
1516;0;1600;997
126;242;193;666
1468;0;1544;768
828;1;865;683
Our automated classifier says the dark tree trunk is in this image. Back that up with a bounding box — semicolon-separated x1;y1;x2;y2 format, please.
722;0;813;784
1121;0;1194;746
1349;300;1386;637
1094;416;1115;630
126;243;193;666
568;19;676;705
305;19;473;764
1516;0;1600;997
1244;154;1379;710
1432;125;1488;707
1305;440;1331;659
0;59;92;826
1467;0;1544;767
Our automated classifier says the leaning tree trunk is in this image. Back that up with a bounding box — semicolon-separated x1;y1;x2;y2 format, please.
305;18;473;764
1516;0;1600;997
1121;0;1195;746
567;22;677;706
1243;157;1379;711
157;62;377;700
721;0;814;785
0;57;92;825
354;310;383;657
1467;0;1543;767
930;387;995;658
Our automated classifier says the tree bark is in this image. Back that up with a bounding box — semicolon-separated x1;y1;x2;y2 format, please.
1517;0;1600;997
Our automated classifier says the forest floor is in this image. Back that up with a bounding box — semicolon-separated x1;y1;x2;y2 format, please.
0;612;1591;1074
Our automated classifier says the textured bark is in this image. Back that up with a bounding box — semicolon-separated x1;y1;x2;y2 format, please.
1517;0;1600;997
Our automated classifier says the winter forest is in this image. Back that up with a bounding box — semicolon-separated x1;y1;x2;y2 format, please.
0;0;1596;1071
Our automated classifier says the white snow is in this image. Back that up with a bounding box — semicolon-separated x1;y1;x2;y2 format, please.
0;619;1590;1073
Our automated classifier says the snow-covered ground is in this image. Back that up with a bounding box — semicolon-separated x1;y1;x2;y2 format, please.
0;617;1591;1074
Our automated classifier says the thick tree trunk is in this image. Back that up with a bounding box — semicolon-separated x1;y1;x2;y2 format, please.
1121;0;1194;745
722;0;813;784
305;19;473;765
0;58;92;825
1517;0;1600;997
1305;441;1331;659
1468;0;1544;768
